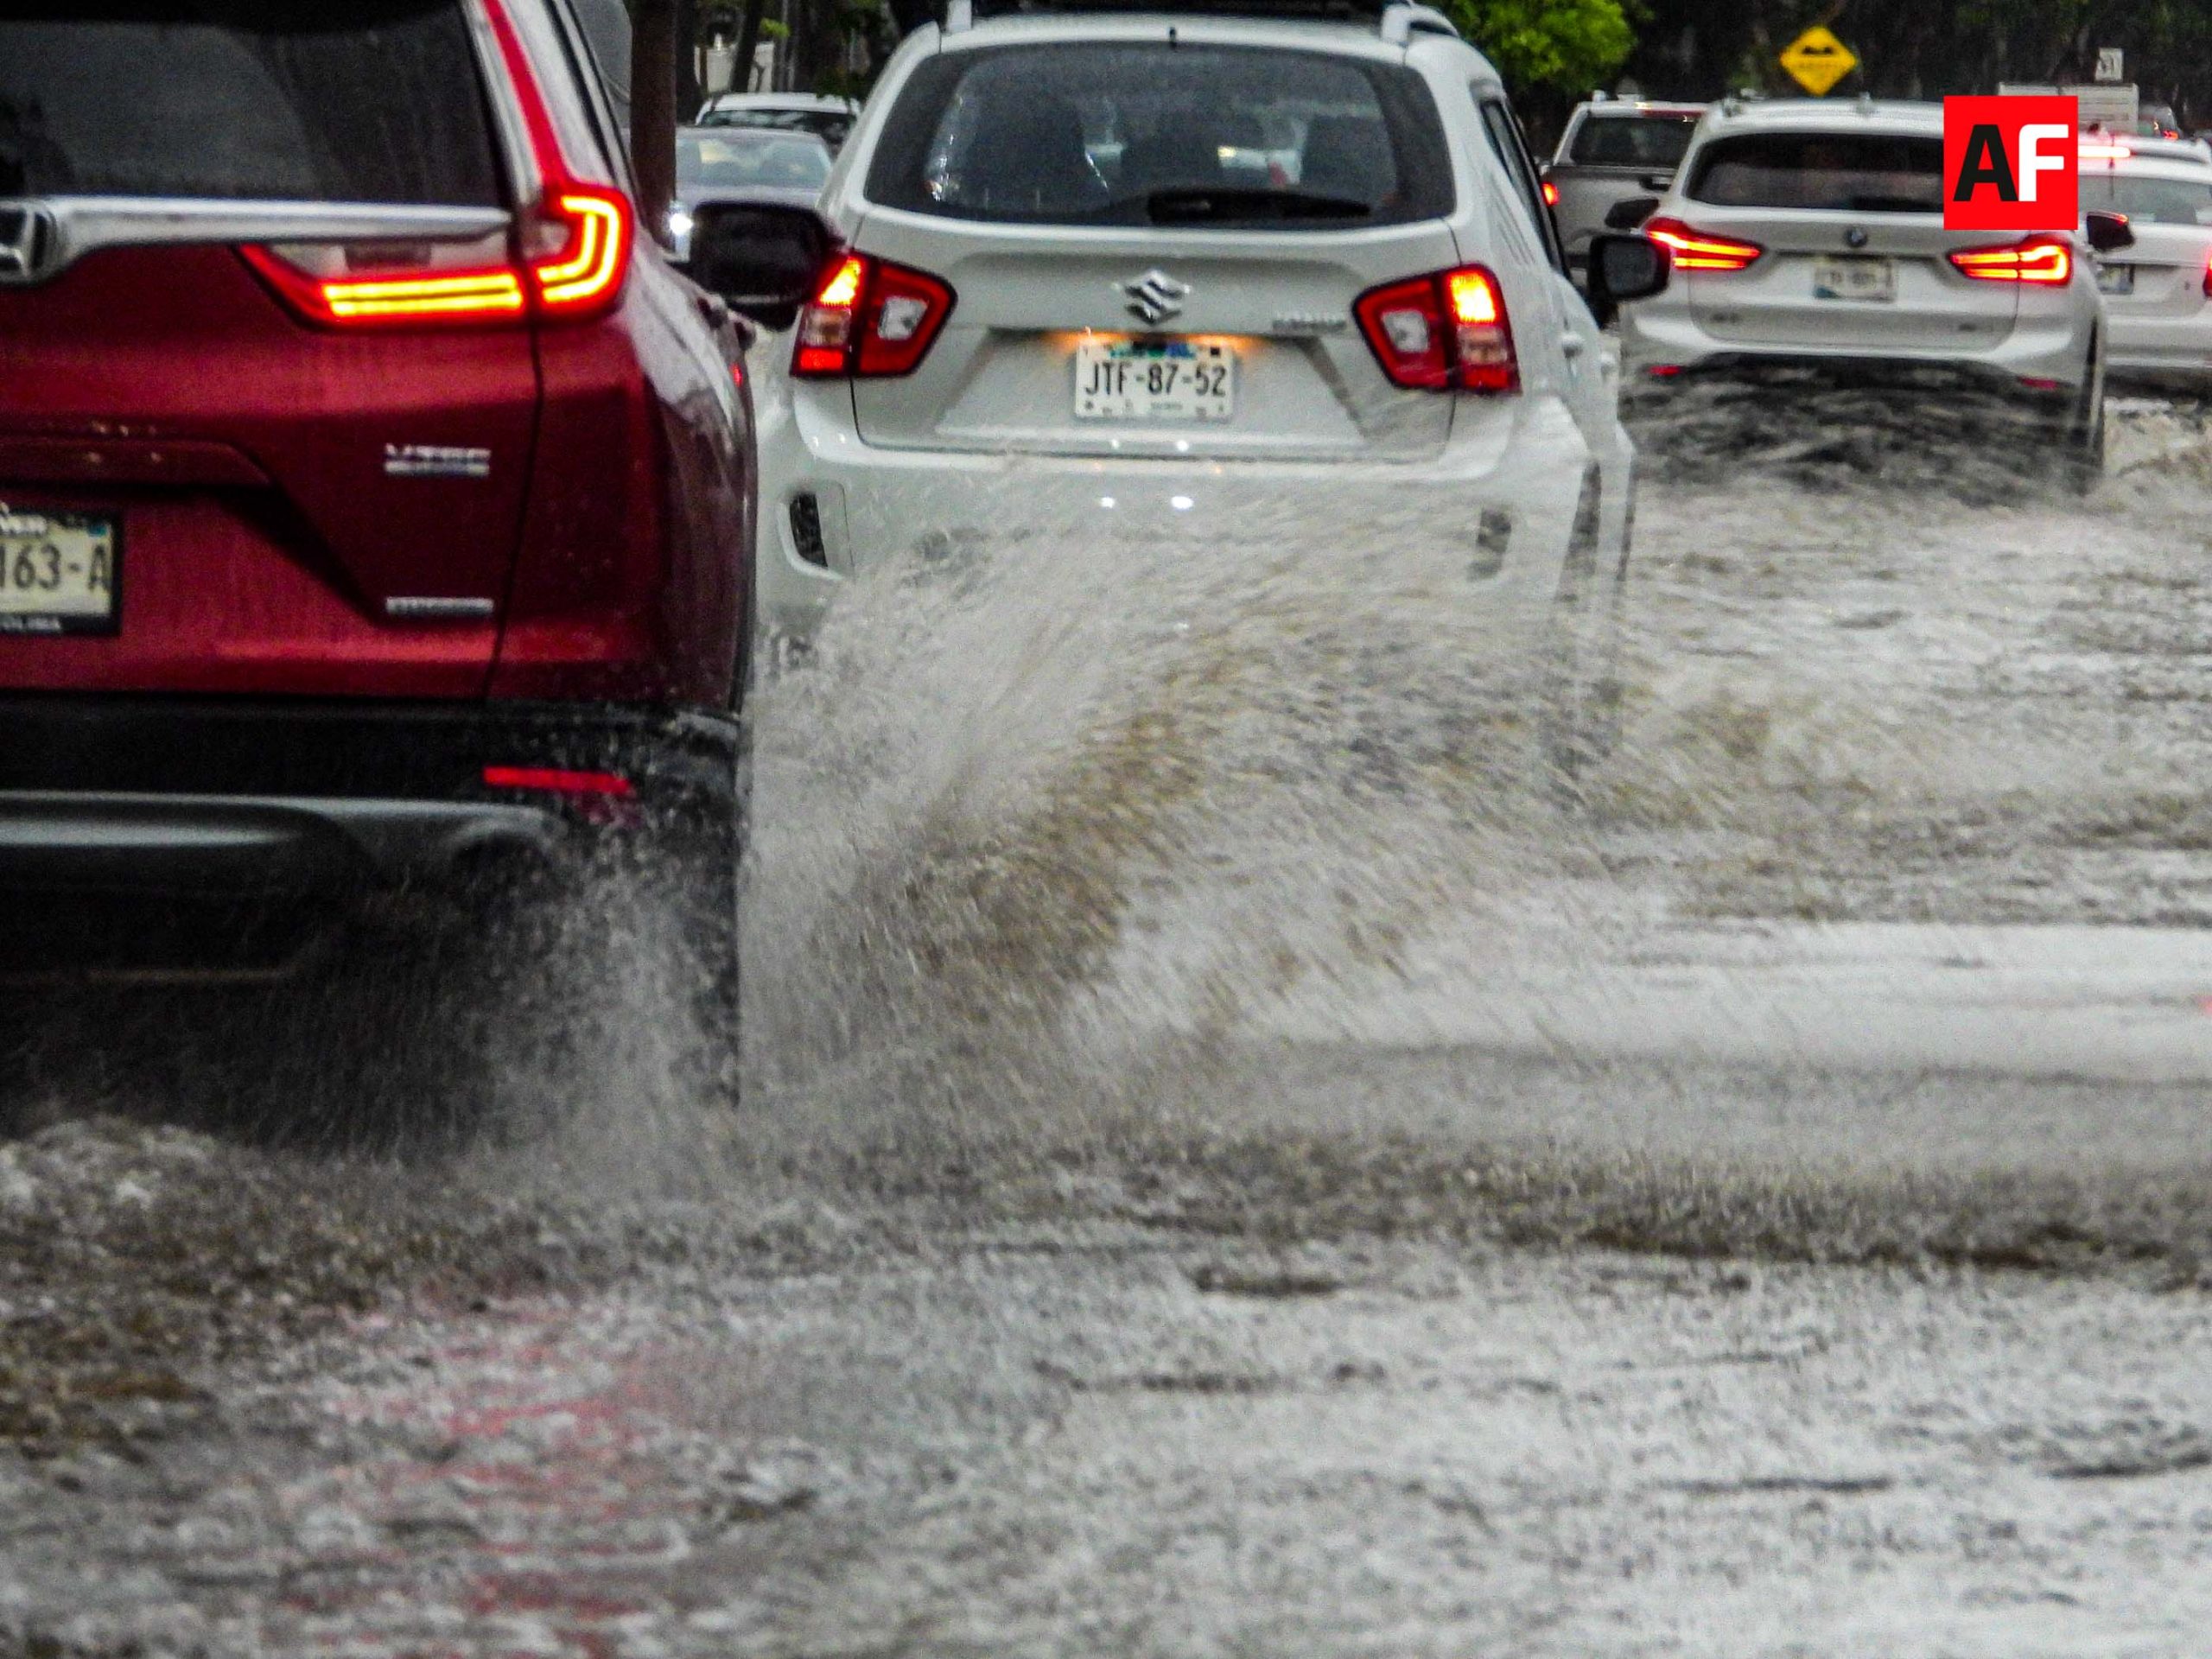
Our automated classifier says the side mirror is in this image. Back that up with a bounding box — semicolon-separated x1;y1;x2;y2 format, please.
2085;210;2134;254
686;203;833;330
1584;232;1671;327
1605;194;1660;230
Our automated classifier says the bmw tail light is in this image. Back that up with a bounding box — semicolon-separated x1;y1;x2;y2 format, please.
792;253;957;378
1948;236;2072;284
1642;216;1764;272
242;0;634;330
1354;264;1518;394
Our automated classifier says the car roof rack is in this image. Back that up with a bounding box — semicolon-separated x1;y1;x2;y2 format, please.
944;0;1460;41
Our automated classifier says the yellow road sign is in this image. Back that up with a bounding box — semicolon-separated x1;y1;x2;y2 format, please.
1779;26;1859;97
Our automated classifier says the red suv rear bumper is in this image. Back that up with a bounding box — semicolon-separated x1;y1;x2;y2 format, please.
0;696;742;904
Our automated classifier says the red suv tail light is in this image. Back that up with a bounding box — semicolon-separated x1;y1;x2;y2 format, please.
1641;217;1764;272
1353;264;1518;394
792;253;957;378
1948;236;2073;284
241;0;635;330
240;188;633;330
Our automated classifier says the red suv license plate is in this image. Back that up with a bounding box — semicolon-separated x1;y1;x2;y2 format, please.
0;507;122;637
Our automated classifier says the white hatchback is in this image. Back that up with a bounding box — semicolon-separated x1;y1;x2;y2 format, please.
1617;98;2113;483
718;0;1660;749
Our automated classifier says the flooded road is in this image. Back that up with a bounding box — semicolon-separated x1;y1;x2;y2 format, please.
8;391;2212;1655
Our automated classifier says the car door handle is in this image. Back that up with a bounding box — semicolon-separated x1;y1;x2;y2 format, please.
1560;333;1587;360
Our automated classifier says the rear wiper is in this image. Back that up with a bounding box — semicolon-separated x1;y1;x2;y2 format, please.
1143;187;1372;224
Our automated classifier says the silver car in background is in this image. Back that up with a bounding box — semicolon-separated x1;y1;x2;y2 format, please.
1542;95;1705;271
1617;99;2112;484
2079;142;2212;384
667;125;833;261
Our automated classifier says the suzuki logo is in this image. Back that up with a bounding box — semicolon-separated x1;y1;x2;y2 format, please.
1844;226;1869;249
0;206;55;284
1122;269;1189;326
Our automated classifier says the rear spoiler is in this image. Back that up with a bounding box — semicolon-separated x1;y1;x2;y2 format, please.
942;0;1459;41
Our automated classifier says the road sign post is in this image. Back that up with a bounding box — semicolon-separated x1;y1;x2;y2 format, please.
1779;26;1859;97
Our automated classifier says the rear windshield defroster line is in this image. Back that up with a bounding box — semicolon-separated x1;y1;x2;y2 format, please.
864;41;1455;230
0;1;501;206
1686;131;1947;214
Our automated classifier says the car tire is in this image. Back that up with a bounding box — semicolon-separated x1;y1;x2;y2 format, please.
2061;338;2107;495
1541;467;1629;786
647;786;742;1108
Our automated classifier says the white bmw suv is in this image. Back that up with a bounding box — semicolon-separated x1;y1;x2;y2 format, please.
1616;98;2116;483
709;0;1663;713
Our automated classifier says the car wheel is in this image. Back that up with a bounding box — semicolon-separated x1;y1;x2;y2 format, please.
1540;467;1628;785
648;792;742;1106
2062;339;2106;495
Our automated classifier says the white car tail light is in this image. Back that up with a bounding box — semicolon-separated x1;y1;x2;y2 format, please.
1641;217;1764;273
792;253;957;378
1948;236;2072;284
1353;264;1518;394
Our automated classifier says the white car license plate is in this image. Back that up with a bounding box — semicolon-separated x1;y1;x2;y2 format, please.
1813;255;1897;302
2096;264;2135;296
0;508;121;636
1074;338;1234;422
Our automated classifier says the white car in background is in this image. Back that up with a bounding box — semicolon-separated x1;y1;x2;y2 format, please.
2079;141;2212;383
667;125;833;261
708;0;1666;749
1617;98;2117;485
695;90;862;151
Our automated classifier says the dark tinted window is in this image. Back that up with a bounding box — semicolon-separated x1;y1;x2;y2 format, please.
1478;97;1562;270
678;129;833;192
1567;113;1698;168
2082;171;2212;223
0;2;500;204
699;107;855;151
867;43;1454;230
1687;131;1944;213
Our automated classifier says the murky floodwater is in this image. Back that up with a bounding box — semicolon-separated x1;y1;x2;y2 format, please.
8;388;2212;1656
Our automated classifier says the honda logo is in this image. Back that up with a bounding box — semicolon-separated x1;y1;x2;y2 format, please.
0;206;56;285
1122;269;1189;326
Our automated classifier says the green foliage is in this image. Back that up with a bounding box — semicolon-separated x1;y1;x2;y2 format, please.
1445;0;1637;94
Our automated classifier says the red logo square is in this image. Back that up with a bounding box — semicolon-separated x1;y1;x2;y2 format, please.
1944;96;2078;231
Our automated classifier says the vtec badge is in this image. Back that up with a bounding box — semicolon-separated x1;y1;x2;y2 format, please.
385;443;493;480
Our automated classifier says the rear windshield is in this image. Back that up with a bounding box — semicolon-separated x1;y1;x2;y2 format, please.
1567;114;1698;168
2082;170;2212;224
1686;132;1945;213
865;42;1454;229
0;2;500;205
678;130;833;193
699;106;855;150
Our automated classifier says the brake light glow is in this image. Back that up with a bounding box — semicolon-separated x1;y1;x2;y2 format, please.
533;187;634;315
483;766;636;798
1948;236;2072;284
792;253;957;378
1642;217;1764;272
244;0;633;330
1541;179;1560;206
1354;264;1518;393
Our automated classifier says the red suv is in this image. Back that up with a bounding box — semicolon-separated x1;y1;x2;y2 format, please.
1;3;753;1002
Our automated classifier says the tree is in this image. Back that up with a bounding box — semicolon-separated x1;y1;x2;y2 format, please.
1446;0;1638;96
